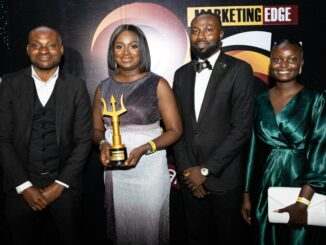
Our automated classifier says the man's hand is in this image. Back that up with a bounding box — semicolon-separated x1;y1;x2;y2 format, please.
22;186;48;211
192;184;208;198
41;182;65;204
183;166;207;191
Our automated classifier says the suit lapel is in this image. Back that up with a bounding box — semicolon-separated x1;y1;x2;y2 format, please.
197;53;228;125
55;72;66;146
187;62;197;129
23;68;35;147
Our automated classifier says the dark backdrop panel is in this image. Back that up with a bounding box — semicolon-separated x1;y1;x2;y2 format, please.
1;0;326;91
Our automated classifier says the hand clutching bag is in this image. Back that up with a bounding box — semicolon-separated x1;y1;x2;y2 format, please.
268;187;326;227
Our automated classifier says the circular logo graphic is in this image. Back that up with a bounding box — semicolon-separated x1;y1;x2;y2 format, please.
223;31;272;84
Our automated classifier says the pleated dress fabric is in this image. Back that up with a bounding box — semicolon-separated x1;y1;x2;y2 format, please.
244;87;326;245
100;73;170;245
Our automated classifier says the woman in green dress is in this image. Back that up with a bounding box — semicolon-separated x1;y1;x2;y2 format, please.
241;39;326;244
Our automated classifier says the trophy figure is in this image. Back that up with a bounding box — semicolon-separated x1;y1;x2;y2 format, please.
101;95;127;168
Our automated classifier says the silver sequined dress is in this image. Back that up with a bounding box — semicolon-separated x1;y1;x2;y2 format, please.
100;72;170;245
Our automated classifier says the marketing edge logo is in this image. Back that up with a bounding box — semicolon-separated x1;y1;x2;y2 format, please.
187;5;298;26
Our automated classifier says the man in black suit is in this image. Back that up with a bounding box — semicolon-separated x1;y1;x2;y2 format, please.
0;26;92;245
173;12;254;244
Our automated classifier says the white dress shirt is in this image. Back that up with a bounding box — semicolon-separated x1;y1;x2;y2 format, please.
16;66;68;194
194;50;221;120
32;66;58;106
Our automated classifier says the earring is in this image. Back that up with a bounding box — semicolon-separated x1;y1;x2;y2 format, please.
299;66;302;74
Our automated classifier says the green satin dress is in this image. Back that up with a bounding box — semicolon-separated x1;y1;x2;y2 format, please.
244;87;326;245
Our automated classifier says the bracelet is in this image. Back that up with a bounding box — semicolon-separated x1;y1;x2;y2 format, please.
297;196;311;206
146;140;157;155
99;139;109;150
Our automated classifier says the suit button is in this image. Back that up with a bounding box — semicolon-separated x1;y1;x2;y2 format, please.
195;130;200;136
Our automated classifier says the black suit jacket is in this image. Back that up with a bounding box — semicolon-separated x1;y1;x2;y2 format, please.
173;52;254;191
0;67;92;193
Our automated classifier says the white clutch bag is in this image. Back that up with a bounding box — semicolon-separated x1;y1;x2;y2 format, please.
268;187;326;227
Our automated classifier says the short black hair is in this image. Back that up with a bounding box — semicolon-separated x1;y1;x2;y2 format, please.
28;26;62;45
107;24;151;72
191;11;222;28
271;38;304;60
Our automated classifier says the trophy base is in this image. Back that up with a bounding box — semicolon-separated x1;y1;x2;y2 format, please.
105;147;128;170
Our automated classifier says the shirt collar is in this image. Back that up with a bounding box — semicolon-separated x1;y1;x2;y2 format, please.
31;65;59;82
198;50;221;67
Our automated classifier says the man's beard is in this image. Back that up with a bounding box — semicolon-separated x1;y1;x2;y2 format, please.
191;42;220;59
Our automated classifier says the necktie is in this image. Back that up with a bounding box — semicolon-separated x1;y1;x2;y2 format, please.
194;60;212;73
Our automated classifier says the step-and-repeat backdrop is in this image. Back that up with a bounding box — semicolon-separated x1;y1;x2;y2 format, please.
1;1;325;91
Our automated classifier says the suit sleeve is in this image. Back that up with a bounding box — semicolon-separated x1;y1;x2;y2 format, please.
0;76;30;190
57;80;92;187
205;63;254;176
172;72;192;174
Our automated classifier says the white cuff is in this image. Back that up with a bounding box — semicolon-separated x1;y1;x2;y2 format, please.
55;180;69;188
16;181;33;194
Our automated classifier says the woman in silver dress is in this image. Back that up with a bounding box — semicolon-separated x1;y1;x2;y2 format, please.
92;24;182;245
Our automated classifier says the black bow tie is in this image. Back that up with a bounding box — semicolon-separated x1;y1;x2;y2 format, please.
194;60;212;73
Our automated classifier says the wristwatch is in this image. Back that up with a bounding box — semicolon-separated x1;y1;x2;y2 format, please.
200;167;209;177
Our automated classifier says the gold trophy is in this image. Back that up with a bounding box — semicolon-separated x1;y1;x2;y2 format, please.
101;95;127;168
